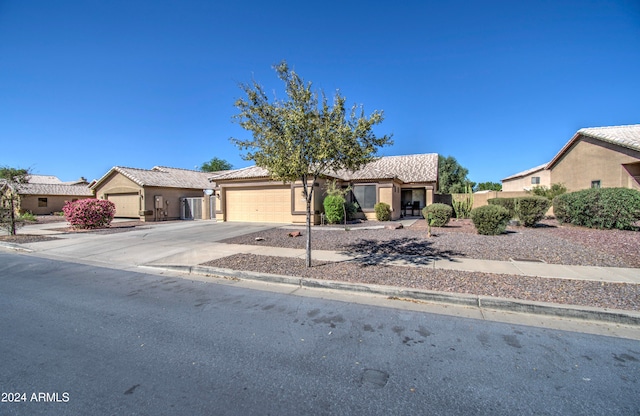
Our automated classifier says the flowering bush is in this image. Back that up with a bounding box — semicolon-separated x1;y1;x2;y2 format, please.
63;199;116;229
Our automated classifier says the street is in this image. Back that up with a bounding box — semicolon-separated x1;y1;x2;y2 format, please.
1;252;638;415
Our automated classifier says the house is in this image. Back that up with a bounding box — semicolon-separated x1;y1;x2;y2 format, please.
501;164;550;192
502;124;640;192
0;175;94;215
91;166;217;221
209;153;438;224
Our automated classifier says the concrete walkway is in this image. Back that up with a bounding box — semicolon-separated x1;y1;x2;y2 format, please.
3;218;639;326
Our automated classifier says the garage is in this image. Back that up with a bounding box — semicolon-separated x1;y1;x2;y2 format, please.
225;186;292;223
107;193;140;218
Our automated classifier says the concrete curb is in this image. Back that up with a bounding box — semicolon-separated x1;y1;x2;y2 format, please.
145;264;640;326
0;242;34;252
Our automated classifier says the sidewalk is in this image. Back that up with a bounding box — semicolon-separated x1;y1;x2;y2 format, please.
3;219;640;325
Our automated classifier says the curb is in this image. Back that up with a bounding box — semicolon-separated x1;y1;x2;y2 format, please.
0;242;34;252
144;264;640;326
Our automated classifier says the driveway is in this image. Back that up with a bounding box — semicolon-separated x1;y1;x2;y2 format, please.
15;220;280;269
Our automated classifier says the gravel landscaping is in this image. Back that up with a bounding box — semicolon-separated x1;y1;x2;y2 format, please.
204;219;640;311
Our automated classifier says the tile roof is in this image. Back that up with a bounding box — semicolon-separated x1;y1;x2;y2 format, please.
211;153;439;183
502;163;547;181
548;124;640;169
28;175;63;184
18;183;94;196
92;166;214;190
578;124;640;152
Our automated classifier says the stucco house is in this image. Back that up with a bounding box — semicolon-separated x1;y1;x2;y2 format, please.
91;166;217;221
209;153;439;224
0;175;93;215
502;124;640;192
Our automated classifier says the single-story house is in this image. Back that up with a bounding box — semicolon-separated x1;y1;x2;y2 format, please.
91;166;217;221
0;175;94;215
209;153;439;224
502;124;640;192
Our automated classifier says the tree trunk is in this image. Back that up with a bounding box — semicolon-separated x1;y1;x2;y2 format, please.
9;195;16;236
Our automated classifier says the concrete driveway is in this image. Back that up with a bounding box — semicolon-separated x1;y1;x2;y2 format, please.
15;220;280;269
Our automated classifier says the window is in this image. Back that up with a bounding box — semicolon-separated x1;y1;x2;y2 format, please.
531;177;540;185
352;185;377;210
38;198;48;207
591;180;601;189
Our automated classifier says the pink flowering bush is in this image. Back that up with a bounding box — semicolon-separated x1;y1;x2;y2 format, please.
63;199;116;229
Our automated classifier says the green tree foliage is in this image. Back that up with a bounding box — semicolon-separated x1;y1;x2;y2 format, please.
231;61;392;266
475;182;502;191
201;157;233;172
437;155;474;194
530;183;567;200
0;167;30;235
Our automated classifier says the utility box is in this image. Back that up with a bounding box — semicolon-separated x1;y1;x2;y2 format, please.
154;196;164;209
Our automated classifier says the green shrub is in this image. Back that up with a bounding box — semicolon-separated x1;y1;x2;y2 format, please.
470;205;511;235
18;212;37;222
553;188;640;230
488;198;517;219
514;196;551;227
344;202;358;221
323;194;345;224
422;203;453;227
374;202;391;221
531;183;567;200
452;184;473;218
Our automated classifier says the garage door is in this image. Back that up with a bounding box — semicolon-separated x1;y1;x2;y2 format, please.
107;193;140;218
225;186;292;223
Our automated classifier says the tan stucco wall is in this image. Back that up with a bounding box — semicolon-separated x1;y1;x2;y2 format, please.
550;137;640;191
20;195;93;215
502;170;551;192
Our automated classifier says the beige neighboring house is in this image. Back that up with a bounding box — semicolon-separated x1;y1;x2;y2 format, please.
0;175;94;215
91;166;217;221
502;124;640;192
210;153;439;224
501;164;551;192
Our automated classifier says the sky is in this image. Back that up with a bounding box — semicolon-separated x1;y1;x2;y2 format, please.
1;0;639;185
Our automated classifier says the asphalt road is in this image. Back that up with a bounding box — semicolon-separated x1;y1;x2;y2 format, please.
1;252;638;415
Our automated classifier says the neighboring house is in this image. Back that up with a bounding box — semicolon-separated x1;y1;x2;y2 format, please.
91;166;217;221
209;153;438;224
501;164;550;192
0;175;93;215
502;124;640;192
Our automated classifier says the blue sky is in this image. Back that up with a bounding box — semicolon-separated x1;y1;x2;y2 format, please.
1;0;639;184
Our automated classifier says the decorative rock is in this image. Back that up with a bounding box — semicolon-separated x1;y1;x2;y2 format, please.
288;231;302;237
385;223;404;230
255;237;265;241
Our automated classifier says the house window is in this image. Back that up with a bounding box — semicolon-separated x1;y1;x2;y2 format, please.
591;180;601;189
352;184;377;210
531;177;540;185
38;198;48;207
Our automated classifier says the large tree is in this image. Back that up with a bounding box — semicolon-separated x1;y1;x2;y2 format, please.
0;167;30;235
437;155;474;194
231;61;392;267
201;157;233;172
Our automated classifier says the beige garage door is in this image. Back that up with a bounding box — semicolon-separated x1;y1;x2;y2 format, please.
107;193;140;218
226;186;292;223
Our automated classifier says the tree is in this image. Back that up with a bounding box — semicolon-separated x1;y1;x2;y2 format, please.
475;182;502;192
231;61;392;267
437;155;474;194
0;167;30;235
201;157;233;172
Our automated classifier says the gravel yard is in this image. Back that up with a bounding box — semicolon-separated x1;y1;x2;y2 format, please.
204;219;640;311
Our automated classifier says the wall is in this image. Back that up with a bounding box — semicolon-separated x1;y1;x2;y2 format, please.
502;169;551;192
550;137;640;191
21;195;93;215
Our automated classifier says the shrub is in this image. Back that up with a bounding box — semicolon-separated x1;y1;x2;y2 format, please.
514;196;551;227
63;199;116;229
18;212;37;222
344;201;358;221
488;198;517;219
470;205;511;235
452;184;473;218
422;203;453;227
374;202;391;221
553;188;640;230
323;194;345;224
531;183;567;200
